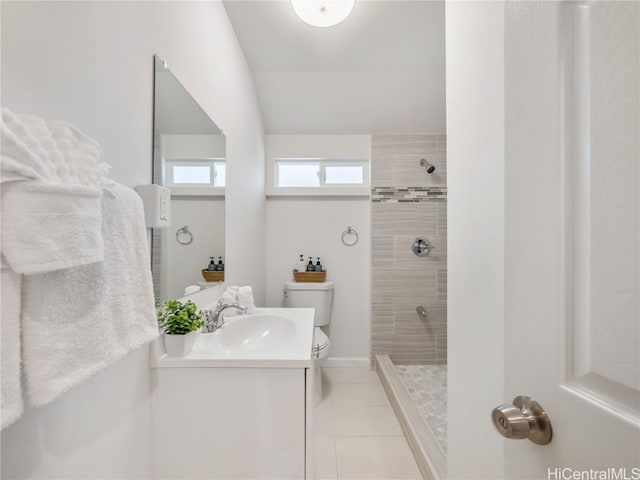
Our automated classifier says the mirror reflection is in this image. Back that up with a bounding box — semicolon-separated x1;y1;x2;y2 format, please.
152;55;225;302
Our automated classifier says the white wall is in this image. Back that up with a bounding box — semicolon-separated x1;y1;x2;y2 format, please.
0;1;265;478
265;135;371;364
446;2;505;479
163;198;225;299
162;134;226;159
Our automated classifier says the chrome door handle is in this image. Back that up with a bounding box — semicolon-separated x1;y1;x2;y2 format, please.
491;395;552;445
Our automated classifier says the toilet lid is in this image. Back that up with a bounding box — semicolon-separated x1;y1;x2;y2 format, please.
314;328;330;351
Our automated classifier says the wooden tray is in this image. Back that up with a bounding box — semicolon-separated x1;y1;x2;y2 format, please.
201;269;224;282
293;269;327;282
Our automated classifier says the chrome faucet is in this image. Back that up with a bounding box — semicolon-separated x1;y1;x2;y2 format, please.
202;299;248;333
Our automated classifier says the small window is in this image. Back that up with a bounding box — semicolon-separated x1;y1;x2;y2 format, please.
172;165;211;184
277;161;320;187
166;159;225;188
325;165;364;185
275;159;368;188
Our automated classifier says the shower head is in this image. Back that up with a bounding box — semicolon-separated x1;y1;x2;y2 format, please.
420;158;435;174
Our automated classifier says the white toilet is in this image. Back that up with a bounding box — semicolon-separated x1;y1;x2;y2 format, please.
284;280;334;406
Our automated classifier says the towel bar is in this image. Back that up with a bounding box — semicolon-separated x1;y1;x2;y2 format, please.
176;226;193;245
341;226;358;246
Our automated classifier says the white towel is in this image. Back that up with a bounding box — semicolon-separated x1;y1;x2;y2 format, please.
1;182;104;274
20;182;159;406
184;285;201;296
0;257;23;430
238;286;256;314
0;109;111;427
1;108;109;185
219;286;240;317
1;108;109;274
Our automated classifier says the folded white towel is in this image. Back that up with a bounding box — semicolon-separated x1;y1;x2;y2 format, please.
20;182;159;406
1;108;109;185
0;109;112;428
0;258;23;429
1;108;108;275
219;286;240;317
238;286;256;314
1;109;50;182
184;285;201;296
1;182;104;275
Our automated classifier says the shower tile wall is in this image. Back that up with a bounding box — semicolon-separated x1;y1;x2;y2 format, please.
371;134;447;365
151;133;162;300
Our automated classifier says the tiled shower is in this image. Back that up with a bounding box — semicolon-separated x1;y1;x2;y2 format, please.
371;133;448;458
371;134;447;364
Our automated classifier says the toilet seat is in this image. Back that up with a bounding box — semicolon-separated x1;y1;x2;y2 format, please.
313;327;330;360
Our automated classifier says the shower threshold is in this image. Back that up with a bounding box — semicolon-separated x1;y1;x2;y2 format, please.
376;355;446;480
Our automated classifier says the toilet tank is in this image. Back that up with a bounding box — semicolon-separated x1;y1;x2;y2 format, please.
284;281;334;327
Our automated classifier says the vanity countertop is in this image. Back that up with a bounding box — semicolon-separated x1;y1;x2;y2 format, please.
151;307;315;369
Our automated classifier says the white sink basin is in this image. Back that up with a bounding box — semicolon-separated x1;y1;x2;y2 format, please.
153;308;315;368
220;314;296;350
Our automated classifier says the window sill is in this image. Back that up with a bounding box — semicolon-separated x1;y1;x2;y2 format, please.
170;187;225;197
266;186;370;197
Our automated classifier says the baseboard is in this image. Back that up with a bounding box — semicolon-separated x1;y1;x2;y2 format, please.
324;357;371;368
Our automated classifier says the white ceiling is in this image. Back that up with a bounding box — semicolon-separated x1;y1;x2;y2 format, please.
223;0;445;134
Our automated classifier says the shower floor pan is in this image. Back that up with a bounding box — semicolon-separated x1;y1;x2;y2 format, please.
376;355;447;480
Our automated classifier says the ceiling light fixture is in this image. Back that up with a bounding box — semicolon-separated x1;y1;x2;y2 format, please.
292;0;355;28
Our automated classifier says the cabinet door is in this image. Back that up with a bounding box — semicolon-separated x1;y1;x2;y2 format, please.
152;367;306;479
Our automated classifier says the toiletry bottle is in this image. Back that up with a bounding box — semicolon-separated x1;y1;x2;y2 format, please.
307;256;315;272
216;256;224;271
315;257;323;272
207;257;216;271
297;254;306;272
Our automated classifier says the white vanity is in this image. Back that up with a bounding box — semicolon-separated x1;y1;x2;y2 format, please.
150;306;315;480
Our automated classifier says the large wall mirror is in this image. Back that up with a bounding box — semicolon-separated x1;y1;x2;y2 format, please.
152;55;225;302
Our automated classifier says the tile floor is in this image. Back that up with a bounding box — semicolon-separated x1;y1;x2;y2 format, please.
313;368;423;480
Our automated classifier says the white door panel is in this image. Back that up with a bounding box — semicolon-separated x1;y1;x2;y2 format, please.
447;2;639;478
504;2;639;478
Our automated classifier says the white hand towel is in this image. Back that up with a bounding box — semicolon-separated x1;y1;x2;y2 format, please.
1;108;110;185
219;286;239;317
0;109;112;427
0;258;23;429
20;183;159;406
238;286;256;313
1;182;104;274
184;285;201;296
1;108;108;275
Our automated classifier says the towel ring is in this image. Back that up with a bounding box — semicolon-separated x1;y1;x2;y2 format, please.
176;226;193;245
341;226;359;247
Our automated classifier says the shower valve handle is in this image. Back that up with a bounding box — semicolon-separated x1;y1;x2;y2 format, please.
412;236;433;257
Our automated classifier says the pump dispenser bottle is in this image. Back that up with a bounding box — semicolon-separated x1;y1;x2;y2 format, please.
306;257;315;272
207;257;216;271
297;254;306;272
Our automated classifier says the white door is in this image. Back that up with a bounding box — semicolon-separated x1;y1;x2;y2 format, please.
447;2;639;479
503;1;639;477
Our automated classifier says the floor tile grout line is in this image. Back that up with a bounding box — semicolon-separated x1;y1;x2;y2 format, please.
332;436;340;480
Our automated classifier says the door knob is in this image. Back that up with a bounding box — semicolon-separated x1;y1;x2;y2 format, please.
491;395;552;445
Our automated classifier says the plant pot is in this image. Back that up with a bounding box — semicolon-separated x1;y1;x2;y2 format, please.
164;330;200;356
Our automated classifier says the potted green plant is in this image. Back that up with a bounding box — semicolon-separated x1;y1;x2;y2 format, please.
157;299;205;356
